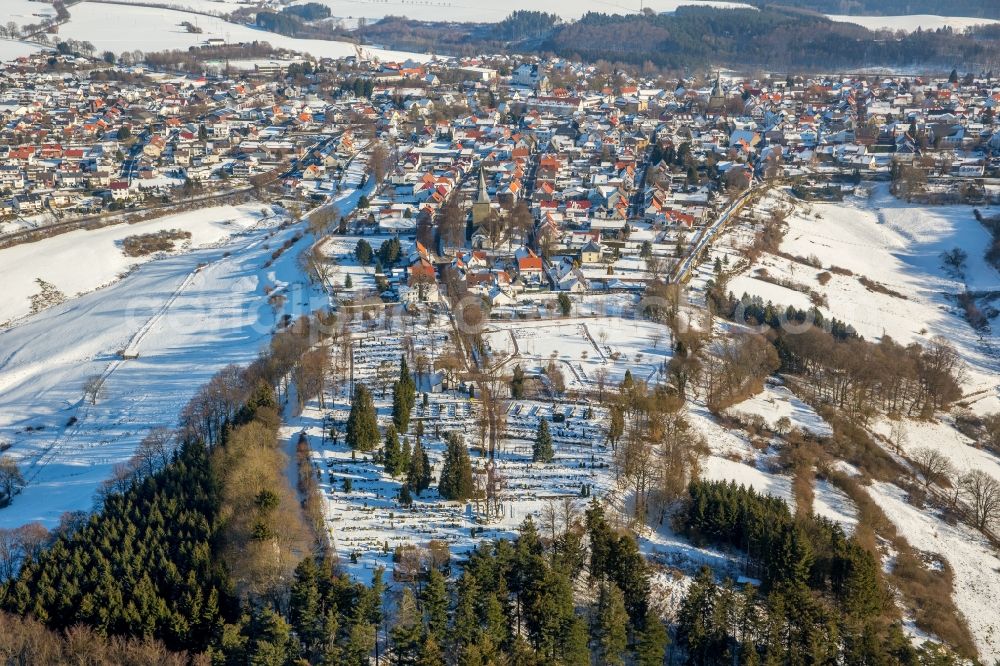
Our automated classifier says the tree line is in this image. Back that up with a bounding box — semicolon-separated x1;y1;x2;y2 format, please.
708;290;965;422
540;7;1000;71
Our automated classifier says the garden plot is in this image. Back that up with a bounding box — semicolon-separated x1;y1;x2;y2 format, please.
686;199;762;299
316;234;403;298
487;292;636;321
483;316;672;389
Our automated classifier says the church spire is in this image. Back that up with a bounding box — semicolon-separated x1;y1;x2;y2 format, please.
477;167;490;204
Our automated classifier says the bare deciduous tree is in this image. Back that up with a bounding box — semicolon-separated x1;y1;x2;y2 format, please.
0;456;25;507
369;142;392;184
910;447;954;493
594;366;609;403
0;523;48;582
134;427;176;477
889;420;909;455
959;470;1000;532
307;203;340;237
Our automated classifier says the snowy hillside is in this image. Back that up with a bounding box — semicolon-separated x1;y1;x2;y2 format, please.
827;13;998;33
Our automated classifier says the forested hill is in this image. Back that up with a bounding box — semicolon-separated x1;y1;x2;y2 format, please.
357;7;1000;72
746;0;1000;20
540;7;1000;71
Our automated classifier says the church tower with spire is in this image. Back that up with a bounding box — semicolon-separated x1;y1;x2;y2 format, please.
708;72;726;112
472;166;492;226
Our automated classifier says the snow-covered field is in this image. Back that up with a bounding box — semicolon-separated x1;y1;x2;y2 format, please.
0;38;42;62
727;273;813;311
0;204;270;326
741;185;1000;413
2;1;430;62
0;208;340;528
483;316;673;389
0;164;374;528
872;417;1000;488
96;0;248;13
827;13;999;33
5;0;56;29
0;219;282;527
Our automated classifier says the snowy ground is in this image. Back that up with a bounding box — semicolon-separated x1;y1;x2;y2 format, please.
812;479;857;531
284;328;615;584
4;1;430;62
827;14;998;33
726;380;833;438
0;164;373;528
5;0;56;29
0;38;42;62
736;185;1000;414
483;316;673;390
718;184;1000;658
93;0;248;13
0;204;271;326
872;417;1000;486
867;480;1000;663
0;211;339;528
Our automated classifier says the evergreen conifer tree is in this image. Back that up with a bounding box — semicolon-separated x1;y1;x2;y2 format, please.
346;385;379;452
392;356;417;432
400;436;412;472
635;611;669;666
608;405;625;449
343;619;376;666
510;364;526;399
289;557;325;659
439;432;474;501
420;568;449;643
417;632;444;666
407;441;430;495
384;425;402;476
596;582;629;666
452;572;479;651
533;419;554;463
390;588;423;666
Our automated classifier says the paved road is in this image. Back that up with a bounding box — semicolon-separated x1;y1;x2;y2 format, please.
671;185;755;284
